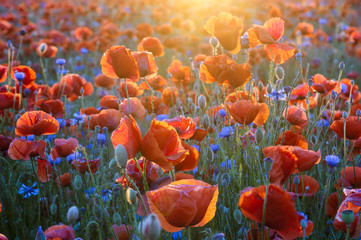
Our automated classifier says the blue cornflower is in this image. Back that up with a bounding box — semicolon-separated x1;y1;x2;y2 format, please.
191;144;199;151
97;133;106;145
218;109;227;117
156;114;168;121
66;153;75;163
265;89;286;101
19;182;39;198
325;155;340;167
211;144;220;152
80;47;88;55
73;112;86;124
35;226;46;240
318;119;329;127
101;189;112;202
14;71;25;81
218;126;234;138
220;159;235;169
319;18;327;25
56;58;66;66
86;187;96;195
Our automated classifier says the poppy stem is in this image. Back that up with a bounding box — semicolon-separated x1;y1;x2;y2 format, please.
123;78;131;115
261;184;269;240
345;224;350;240
186;227;192;240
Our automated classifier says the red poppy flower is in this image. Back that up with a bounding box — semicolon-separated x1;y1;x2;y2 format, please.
287;175;319;197
101;45;139;80
71;158;100;174
174;141;199;171
164;116;196;139
85;109;123;132
0;92;20;110
100;95;119;110
289;83;317;110
36;43;58;58
111;116;142;159
44;224;75;240
275;130;308;149
120;97;146;119
0;65;7;83
167;60;194;88
0;135;12;155
204;12;243;54
73;27;93;41
141;96;169;115
326;192;346;217
0;234;8;240
118;81;143;98
121;157;159;191
81;107;101;116
190;128;208;142
37;99;64;118
60;74;93;102
146;179;218;232
264;43;296;64
339;166;361;188
50;138;78;160
15;111;59;136
94;74;115;89
139;75;167;91
141;119;189;172
37;157;52;182
136;23;153;41
339;78;360;103
227;100;269;126
56;172;71;187
311;74;337;94
284;105;308;129
8;138;46;160
110;224;131;240
331;116;361;140
239;184;301;239
334;189;361;238
263;146;321;185
161;87;179;107
295;22;314;37
132;51;158;79
137;37;164;57
11;65;36;86
199;54;252;89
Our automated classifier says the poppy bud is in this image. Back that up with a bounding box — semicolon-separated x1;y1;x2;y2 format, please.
50;202;57;215
266;83;273;94
209;36;220;49
93;204;103;222
23;88;31;97
356;109;361;117
109;158;118;170
263;157;273;175
275;66;284;81
112;212;122;226
140;213;161;240
35;226;46;240
73;175;83;190
339;61;345;70
94;126;100;134
198;95;207;110
67;206;79;225
295;52;302;62
331;90;337;99
233;209;243;224
202;114;210;129
241;35;249;49
7;40;12;48
39;43;47;55
221;173;231;187
307;79;313;86
255;128;263;144
258;81;264;92
80;87;84;95
102;127;108;135
194;82;199;92
126;188;137;205
341;210;354;225
114;144;128;168
204;146;214;162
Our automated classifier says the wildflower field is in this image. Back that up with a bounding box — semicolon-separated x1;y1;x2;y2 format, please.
1;0;361;239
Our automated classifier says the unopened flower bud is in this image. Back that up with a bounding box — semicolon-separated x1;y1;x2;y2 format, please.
295;52;302;62
275;66;284;81
67;206;79;225
141;213;161;240
255;128;263;144
50;202;57;215
339;61;345;70
263;157;273;174
202;114;210;129
113;212;122;226
284;86;291;95
35;226;46;240
307;79;313;86
209;36;220;49
300;219;307;229
115;144;128;168
233;209;243;224
73;175;83;190
198;95;207;110
126;188;137;205
266;83;273;94
342;111;348;118
39;43;47;55
331;90;337;99
293;175;300;186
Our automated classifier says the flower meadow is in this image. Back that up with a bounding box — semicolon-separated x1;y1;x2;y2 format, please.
0;0;361;239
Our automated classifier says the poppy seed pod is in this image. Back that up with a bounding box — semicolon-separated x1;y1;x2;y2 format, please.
114;144;128;168
341;210;354;225
112;213;122;226
67;206;79;225
73;175;83;190
126;188;137;205
198;95;207;110
141;213;161;240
